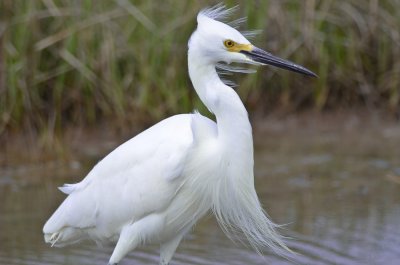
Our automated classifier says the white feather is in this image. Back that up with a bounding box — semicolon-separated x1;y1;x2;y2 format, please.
43;5;292;264
199;4;238;22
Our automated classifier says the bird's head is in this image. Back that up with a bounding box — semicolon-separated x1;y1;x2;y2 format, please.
189;5;316;77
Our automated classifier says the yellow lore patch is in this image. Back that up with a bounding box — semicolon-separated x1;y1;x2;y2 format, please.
223;39;253;52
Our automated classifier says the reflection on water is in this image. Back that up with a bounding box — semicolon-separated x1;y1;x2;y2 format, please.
1;119;400;265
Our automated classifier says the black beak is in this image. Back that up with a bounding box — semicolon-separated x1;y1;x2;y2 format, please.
240;47;317;77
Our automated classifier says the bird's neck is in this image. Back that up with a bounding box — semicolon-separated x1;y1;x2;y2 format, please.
188;51;252;146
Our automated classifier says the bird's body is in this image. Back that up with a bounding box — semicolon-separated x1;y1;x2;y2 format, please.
44;113;217;262
43;5;316;265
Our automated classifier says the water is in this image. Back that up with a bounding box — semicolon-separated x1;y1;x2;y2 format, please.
1;118;400;265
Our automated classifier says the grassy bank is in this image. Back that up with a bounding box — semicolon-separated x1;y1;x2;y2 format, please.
1;0;399;139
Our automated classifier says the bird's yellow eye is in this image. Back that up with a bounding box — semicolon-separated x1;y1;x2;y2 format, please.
224;40;235;48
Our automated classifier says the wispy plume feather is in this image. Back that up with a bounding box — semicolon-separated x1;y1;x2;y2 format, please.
242;29;263;40
199;3;238;22
199;4;261;40
216;63;256;88
228;17;247;29
216;63;257;75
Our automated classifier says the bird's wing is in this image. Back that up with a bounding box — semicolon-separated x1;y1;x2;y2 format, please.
43;113;217;235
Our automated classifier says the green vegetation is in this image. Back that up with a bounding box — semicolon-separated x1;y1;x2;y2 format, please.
1;0;399;137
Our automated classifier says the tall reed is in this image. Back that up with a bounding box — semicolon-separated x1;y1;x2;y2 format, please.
1;0;399;138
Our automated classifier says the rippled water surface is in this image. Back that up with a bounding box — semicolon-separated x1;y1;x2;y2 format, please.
1;117;400;265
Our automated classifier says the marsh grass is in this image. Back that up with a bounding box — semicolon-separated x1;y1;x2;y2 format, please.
1;0;399;142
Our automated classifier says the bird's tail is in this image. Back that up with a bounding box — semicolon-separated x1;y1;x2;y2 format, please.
43;185;94;247
44;227;85;247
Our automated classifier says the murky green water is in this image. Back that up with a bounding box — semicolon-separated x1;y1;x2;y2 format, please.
1;119;400;265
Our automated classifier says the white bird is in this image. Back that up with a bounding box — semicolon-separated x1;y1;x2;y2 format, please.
43;5;316;265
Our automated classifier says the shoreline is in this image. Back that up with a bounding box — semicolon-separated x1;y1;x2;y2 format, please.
1;109;399;167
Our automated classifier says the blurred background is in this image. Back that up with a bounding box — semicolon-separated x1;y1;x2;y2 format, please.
1;0;399;142
1;1;400;265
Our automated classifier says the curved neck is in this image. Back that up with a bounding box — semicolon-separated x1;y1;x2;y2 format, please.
188;50;252;145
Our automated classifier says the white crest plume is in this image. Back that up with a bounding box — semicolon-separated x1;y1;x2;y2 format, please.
199;4;260;38
199;3;238;22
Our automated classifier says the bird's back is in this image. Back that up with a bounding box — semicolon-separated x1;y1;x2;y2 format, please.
43;113;217;246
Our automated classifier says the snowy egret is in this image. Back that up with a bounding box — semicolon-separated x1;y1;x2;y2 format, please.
43;5;316;265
